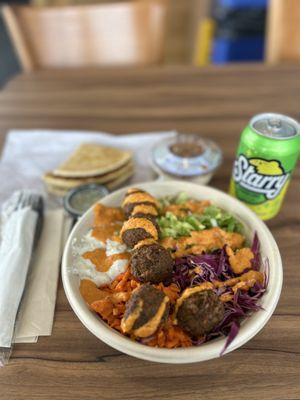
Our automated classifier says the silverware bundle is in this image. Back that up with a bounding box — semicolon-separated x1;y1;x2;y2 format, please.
0;190;44;366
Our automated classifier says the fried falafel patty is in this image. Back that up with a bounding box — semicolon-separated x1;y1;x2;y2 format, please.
121;284;170;338
131;204;158;217
130;213;159;232
122;190;158;218
131;243;174;283
121;217;158;248
176;289;224;337
129;202;159;234
124;188;146;197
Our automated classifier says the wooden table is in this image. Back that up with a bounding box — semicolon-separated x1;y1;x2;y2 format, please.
0;65;299;400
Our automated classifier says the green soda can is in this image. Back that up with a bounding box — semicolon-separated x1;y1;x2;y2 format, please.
229;113;300;220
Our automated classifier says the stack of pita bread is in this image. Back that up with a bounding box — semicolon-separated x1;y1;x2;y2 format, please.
43;143;134;196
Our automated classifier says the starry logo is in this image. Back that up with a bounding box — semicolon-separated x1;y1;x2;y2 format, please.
233;155;289;200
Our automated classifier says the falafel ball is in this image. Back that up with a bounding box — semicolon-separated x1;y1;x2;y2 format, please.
133;238;157;249
124;188;146;197
130;213;159;232
121;217;158;248
131;243;174;283
122;190;158;218
122;228;153;248
130;203;159;233
176;289;224;337
121;284;169;337
131;203;158;217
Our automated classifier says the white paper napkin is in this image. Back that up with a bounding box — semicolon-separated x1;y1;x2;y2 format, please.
14;209;64;343
0;207;37;348
0;130;176;206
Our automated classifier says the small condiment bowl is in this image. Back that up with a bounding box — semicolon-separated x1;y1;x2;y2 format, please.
151;135;222;185
150;158;215;185
62;181;282;364
64;183;109;219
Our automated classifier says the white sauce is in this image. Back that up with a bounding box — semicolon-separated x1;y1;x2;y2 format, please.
73;257;128;287
106;259;129;280
106;239;127;256
71;231;129;287
72;230;105;255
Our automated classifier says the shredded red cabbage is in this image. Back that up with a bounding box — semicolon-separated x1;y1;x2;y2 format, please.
220;321;240;356
173;246;233;290
251;232;261;271
171;232;268;355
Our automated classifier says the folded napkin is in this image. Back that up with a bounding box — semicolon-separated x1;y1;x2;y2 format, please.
0;198;64;355
14;209;65;343
0;193;39;348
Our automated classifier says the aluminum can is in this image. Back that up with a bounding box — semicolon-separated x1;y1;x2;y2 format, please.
229;113;300;220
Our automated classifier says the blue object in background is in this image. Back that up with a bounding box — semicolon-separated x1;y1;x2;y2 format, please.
212;36;265;64
217;0;267;8
211;0;267;63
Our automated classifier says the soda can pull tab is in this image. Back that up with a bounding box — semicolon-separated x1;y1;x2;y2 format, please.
268;118;282;132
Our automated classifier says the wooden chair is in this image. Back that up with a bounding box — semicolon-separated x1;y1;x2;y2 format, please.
266;0;300;63
2;0;168;71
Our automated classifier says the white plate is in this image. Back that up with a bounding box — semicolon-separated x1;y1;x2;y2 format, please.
62;181;282;364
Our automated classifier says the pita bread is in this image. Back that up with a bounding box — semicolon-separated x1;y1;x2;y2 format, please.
43;161;134;189
46;166;134;197
53;143;132;178
106;168;134;191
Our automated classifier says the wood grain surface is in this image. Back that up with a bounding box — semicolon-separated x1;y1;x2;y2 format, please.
0;65;299;400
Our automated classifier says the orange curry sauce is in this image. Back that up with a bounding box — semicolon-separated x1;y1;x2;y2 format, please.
82;204;130;272
91;203;124;243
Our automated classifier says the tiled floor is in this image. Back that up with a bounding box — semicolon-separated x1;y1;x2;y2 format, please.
0;15;21;87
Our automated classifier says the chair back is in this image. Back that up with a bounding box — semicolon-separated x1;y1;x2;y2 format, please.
2;0;168;71
266;0;300;63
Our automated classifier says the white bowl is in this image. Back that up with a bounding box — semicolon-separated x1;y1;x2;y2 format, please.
62;181;282;364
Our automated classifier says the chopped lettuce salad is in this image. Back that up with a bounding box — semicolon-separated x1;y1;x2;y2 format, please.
158;194;243;239
159;192;189;208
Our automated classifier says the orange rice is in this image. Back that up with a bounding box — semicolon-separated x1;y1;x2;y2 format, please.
87;269;191;348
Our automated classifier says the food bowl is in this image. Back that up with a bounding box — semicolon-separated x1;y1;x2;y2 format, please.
62;181;282;364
